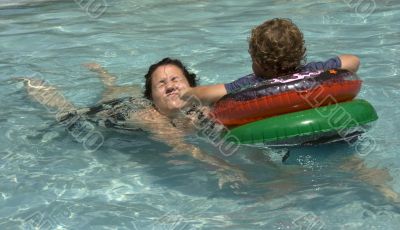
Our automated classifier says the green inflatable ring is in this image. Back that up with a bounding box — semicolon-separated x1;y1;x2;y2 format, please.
225;99;378;146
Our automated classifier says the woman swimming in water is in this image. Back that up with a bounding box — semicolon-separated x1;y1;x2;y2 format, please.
22;57;400;200
23;57;248;188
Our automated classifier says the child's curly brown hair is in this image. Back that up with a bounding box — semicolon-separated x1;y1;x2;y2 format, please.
248;18;306;76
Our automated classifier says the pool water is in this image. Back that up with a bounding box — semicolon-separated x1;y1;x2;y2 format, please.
1;0;400;229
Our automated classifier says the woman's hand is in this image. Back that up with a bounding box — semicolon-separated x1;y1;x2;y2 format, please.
216;167;249;189
83;62;104;73
83;62;116;88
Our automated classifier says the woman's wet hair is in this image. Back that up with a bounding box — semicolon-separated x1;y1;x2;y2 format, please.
144;57;198;100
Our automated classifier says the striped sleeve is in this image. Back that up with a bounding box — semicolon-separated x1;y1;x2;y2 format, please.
302;56;342;72
223;74;262;94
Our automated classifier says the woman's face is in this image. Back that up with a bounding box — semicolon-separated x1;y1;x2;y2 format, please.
151;64;191;117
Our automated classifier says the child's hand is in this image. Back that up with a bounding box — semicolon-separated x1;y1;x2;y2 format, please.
179;87;191;100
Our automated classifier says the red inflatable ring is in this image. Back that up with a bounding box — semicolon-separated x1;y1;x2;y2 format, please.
211;69;362;126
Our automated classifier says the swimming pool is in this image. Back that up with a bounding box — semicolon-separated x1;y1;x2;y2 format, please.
1;0;399;229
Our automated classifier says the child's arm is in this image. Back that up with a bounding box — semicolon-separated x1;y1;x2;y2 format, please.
181;73;260;105
304;55;360;73
181;84;227;105
338;54;360;73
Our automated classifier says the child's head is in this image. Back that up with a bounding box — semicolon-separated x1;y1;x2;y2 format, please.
248;18;306;78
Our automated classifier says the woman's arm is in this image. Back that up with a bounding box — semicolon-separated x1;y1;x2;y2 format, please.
160;132;248;188
134;109;248;188
83;63;117;87
83;63;142;102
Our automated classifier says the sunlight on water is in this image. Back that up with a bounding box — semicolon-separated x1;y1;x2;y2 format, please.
0;0;400;229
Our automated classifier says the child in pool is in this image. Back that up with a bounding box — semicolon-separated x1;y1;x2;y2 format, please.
181;18;400;202
181;18;360;104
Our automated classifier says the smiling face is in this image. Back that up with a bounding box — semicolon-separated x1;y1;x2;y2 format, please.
150;64;191;117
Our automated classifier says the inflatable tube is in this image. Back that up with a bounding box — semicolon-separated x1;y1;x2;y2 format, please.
212;69;362;126
224;99;378;146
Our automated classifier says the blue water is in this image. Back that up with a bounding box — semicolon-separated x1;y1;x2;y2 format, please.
1;0;400;229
